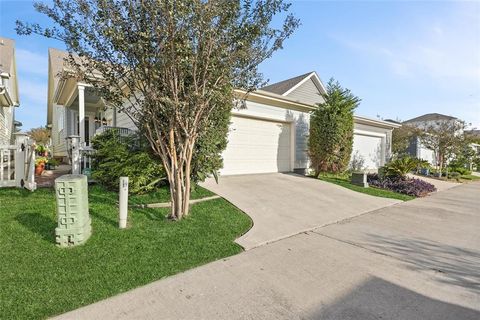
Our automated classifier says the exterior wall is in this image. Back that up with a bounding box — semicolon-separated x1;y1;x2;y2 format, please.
0;106;13;145
115;111;137;131
233;99;311;170
51;104;67;157
286;78;325;106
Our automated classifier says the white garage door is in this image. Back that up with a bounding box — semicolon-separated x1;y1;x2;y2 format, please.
221;116;291;175
352;134;383;170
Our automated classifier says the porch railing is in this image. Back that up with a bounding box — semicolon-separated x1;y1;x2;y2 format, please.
95;126;134;137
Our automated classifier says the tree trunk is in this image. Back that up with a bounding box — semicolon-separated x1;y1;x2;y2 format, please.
165;138;195;220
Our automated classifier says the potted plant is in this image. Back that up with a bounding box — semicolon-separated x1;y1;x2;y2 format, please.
48;158;60;170
35;144;48;157
35;157;47;176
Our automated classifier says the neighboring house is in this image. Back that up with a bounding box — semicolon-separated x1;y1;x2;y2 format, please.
403;113;461;165
48;49;399;173
0;37;20;145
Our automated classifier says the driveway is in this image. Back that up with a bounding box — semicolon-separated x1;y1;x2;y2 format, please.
201;173;401;249
54;182;480;319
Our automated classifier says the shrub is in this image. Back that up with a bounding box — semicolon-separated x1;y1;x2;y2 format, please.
383;156;417;178
368;174;436;197
448;172;461;180
309;79;360;174
349;151;366;172
91;130;165;194
448;166;471;175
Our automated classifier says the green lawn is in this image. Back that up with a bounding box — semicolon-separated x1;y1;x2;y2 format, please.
0;185;251;319
318;175;415;201
460;174;480;181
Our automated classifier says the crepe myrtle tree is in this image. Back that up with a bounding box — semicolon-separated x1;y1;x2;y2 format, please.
309;79;360;175
418;119;467;173
17;0;299;220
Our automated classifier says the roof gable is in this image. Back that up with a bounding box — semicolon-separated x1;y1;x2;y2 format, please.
261;72;313;95
403;113;457;124
261;71;327;106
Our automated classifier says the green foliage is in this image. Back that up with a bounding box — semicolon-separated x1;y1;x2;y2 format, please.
0;186;251;319
91;130;165;194
35;156;47;165
448;166;471;175
309;78;360;174
391;124;418;157
191;92;231;183
17;0;300;219
27;126;50;145
317;174;414;201
383;156;417;178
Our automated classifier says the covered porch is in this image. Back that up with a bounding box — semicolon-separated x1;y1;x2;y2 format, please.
54;77;125;146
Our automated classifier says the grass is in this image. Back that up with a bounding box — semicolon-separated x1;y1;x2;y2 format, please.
129;184;215;205
0;185;251;319
317;174;415;201
459;174;480;181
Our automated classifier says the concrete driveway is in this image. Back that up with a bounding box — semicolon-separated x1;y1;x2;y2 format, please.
201;173;401;250
54;182;480;319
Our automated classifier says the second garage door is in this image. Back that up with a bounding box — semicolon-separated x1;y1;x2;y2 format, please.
352;134;383;170
220;116;291;175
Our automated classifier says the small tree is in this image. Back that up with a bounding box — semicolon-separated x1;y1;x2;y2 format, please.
26;126;50;145
309;79;360;175
17;0;299;220
391;124;418;158
418;119;466;172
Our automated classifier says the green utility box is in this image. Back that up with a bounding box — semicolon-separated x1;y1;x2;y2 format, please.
54;174;92;247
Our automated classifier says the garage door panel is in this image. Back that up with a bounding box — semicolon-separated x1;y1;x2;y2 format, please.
221;116;291;175
352;134;383;170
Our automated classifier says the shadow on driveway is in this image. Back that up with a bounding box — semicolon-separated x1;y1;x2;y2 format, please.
310;277;480;320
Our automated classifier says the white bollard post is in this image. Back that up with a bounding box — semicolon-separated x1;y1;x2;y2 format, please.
119;177;129;229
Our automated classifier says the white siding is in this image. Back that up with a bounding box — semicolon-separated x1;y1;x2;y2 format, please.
285;78;325;106
0;106;13;145
52;105;67;157
116;111;137;131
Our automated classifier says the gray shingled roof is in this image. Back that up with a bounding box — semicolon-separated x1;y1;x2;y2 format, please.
403;113;457;123
261;72;314;95
0;37;15;73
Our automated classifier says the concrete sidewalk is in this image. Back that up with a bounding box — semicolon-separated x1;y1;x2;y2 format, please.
202;173;401;250
53;182;480;320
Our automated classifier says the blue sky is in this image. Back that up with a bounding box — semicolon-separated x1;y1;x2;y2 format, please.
1;0;479;130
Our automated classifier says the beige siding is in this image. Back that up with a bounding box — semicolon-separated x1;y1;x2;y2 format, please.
0;106;13;145
116;111;137;131
286;78;325;106
52;105;67;157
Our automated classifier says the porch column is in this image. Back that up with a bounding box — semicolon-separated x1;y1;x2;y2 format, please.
78;84;86;145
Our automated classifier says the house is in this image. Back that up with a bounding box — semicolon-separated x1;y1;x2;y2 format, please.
403;113;461;165
0;37;20;145
47;49;399;174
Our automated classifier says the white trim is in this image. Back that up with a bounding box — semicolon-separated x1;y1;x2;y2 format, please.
354;128;387;138
231;110;293;123
282;71;327;96
290;121;295;171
